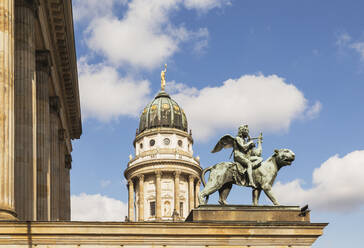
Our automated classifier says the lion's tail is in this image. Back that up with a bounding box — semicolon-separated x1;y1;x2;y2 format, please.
201;166;213;187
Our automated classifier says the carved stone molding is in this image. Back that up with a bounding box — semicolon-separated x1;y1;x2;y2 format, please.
15;0;39;13
173;170;181;177
155;170;162;178
137;174;144;181
44;0;82;139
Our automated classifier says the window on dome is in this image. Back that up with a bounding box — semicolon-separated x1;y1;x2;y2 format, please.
163;138;170;145
178;140;183;147
149;139;155;147
140;143;143;149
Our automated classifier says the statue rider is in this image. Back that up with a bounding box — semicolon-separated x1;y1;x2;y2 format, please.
233;125;262;188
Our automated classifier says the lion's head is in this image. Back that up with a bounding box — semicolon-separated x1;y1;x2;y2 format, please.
273;149;295;167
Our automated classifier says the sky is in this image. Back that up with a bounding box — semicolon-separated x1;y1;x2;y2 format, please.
70;0;364;247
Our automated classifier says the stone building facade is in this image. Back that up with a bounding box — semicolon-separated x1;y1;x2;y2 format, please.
0;0;81;221
124;91;202;221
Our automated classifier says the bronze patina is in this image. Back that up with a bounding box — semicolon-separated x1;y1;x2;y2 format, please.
198;125;295;206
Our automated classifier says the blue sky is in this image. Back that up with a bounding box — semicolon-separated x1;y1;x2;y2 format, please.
70;1;364;247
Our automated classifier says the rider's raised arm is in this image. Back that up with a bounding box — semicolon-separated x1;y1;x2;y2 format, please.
236;136;251;152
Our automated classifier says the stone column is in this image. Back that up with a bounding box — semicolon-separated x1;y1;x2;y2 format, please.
49;96;60;220
127;179;134;221
58;129;65;220
137;174;144;221
173;170;180;217
64;154;71;220
14;0;38;221
35;50;51;221
188;175;194;213
0;0;18;220
155;170;162;220
195;180;200;208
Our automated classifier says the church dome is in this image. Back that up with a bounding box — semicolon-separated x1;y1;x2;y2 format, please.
138;91;188;134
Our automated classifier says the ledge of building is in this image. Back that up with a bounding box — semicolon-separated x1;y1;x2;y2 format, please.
0;219;327;247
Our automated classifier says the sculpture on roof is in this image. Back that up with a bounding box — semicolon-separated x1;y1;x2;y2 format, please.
161;64;167;91
198;125;295;206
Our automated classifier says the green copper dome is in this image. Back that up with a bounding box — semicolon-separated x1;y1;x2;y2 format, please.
138;91;188;134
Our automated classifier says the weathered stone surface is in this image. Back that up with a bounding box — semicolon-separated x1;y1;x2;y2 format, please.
14;0;37;221
0;220;327;247
186;205;310;223
0;0;18;221
36;49;51;221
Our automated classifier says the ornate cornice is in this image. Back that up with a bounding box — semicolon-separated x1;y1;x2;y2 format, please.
125;159;202;180
43;0;82;139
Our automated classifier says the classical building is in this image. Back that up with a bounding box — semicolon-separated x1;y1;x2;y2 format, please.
0;0;81;221
124;89;202;221
0;1;327;247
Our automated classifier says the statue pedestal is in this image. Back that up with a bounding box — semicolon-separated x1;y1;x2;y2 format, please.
186;204;310;222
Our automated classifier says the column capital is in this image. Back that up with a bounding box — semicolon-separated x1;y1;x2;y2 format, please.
15;0;40;12
49;96;60;114
188;174;196;182
127;179;134;185
155;170;162;178
36;50;52;75
137;174;144;181
65;154;72;169
173;170;181;177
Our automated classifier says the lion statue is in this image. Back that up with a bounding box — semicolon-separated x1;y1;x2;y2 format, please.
198;149;295;206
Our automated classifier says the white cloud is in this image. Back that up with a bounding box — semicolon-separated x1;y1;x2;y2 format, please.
184;0;231;11
78;58;151;121
336;32;364;61
336;32;351;47
305;101;322;119
273;150;364;212
82;0;225;69
71;193;128;221
100;180;112;188
350;42;364;61
73;0;127;23
168;74;321;140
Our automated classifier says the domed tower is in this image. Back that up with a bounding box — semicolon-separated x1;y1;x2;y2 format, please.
124;67;202;222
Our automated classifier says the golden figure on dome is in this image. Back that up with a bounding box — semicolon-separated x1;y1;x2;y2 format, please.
161;64;167;91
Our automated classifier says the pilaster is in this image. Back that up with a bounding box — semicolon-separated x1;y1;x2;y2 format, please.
58;128;66;220
173;170;181;218
14;0;38;221
188;175;194;214
194;180;200;208
0;0;18;220
35;50;51;221
49;96;60;220
138;174;144;221
128;179;134;221
64;154;71;220
155;170;162;220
